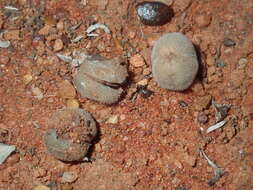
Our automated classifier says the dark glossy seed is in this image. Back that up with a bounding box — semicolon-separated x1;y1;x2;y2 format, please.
223;38;236;47
136;1;173;26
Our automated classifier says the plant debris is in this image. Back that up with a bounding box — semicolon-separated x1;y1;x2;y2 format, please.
70;22;83;31
4;6;19;11
71;50;90;67
86;23;110;37
56;53;73;63
200;149;224;186
0;40;11;48
0;143;16;164
71;35;84;43
212;100;231;122
206;120;227;133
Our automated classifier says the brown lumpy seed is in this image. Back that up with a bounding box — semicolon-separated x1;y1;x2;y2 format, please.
136;1;173;26
151;32;199;91
44;108;97;162
73;55;128;104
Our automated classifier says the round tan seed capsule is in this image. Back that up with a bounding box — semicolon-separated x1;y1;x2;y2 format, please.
151;32;199;91
44;108;97;162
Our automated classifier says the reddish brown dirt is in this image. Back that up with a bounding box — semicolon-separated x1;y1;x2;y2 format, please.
0;0;252;190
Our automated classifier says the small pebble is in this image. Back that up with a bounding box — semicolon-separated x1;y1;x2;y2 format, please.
38;25;51;36
31;86;44;100
106;115;118;124
120;114;126;121
128;31;136;39
208;66;216;77
34;167;47;178
130;54;145;67
56;20;64;30
174;160;183;169
66;99;79;108
178;100;188;107
159;0;174;6
0;55;10;64
143;67;151;76
58;80;76;99
137;85;153;98
223;38;236;47
61;171;78;183
23;74;33;85
195;13;212;28
137;78;148;86
54;39;64;52
206;55;215;66
238;58;247;69
33;185;50;190
4;30;20;40
44;16;57;26
61;183;73;190
197;113;208;124
230;69;245;87
216;60;226;68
